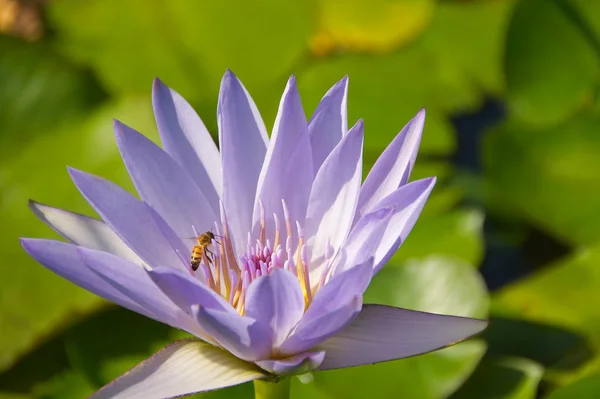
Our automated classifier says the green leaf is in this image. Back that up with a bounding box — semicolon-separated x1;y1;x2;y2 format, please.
33;370;95;399
450;357;543;399
393;209;485;266
547;371;600;399
0;35;105;160
293;256;489;399
47;0;314;121
0;97;157;373
484;114;600;245
505;0;598;126
493;243;600;346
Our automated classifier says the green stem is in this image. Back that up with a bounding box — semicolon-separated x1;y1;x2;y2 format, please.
254;378;291;399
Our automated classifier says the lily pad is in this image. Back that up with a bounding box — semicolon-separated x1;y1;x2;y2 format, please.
47;0;314;119
505;0;598;126
393;209;485;266
484;114;600;245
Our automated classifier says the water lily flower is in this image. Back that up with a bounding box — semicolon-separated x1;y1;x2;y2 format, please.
22;71;487;399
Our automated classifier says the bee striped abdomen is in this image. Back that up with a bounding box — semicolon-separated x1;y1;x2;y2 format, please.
190;246;204;271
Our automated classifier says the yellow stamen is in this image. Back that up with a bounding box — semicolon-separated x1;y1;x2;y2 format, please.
295;239;312;308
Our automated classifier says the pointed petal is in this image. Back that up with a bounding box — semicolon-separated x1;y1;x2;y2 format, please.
218;70;268;254
79;247;198;333
142;203;189;272
148;267;234;315
318;304;488;370
21;239;157;322
256;351;325;376
305;120;363;273
254;76;313;233
280;260;372;354
68;168;181;268
194;306;273;362
280;296;362;355
308;76;348;172
90;339;266;399
244;269;305;347
337;177;436;275
357;109;425;217
152;78;221;211
28;201;141;264
114;120;216;238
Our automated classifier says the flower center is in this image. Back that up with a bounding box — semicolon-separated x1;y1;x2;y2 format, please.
189;200;320;315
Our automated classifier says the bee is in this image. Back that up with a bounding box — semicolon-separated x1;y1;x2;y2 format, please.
190;231;217;271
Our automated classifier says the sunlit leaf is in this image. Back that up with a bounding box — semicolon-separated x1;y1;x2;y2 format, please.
505;0;598;126
493;243;600;342
310;0;435;55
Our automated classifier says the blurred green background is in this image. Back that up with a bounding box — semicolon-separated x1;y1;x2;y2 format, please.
0;0;599;397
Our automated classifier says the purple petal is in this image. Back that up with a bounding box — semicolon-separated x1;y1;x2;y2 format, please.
253;76;313;233
256;351;325;376
307;259;372;320
79;247;200;334
279;296;362;355
338;177;436;275
21;239;162;324
308;76;348;172
148;267;234;315
114;120;217;238
279;260;372;354
305;120;363;275
142;203;189;272
68;168;181;269
318;304;488;370
244;268;305;347
218;70;268;254
357;109;425;217
89;339;265;399
152;78;221;212
28;201;141;264
194;306;272;362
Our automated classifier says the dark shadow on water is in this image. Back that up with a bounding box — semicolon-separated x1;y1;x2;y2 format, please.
450;98;572;291
483;316;595;370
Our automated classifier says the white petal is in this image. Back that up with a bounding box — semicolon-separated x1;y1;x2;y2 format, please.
29;201;142;265
90;339;266;399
